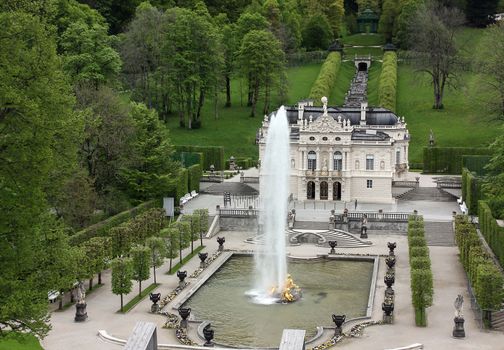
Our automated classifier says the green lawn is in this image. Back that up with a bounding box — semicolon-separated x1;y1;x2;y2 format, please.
166;63;322;159
341;33;385;46
120;282;160;313
366;62;382;106
396;64;501;164
0;334;43;350
329;61;354;105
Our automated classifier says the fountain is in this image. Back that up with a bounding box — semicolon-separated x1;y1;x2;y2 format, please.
250;106;299;304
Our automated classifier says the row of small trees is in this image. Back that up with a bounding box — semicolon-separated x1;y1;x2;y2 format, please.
111;209;209;311
408;215;434;327
454;215;504;327
378;51;397;112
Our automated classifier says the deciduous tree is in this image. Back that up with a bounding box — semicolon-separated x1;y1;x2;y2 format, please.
407;3;464;109
161;227;180;272
146;237;166;284
130;244;151;296
0;11;79;339
472;22;504;121
238;30;286;117
111;257;133;312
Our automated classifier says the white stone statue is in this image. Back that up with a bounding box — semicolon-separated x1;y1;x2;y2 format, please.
76;281;86;304
454;294;463;318
321;96;328;115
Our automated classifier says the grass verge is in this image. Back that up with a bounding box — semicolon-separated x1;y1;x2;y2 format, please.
167;245;205;275
119;283;160;313
0;333;43;350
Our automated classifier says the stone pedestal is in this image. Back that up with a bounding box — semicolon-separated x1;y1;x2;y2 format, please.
453;316;465;338
383;314;393;324
151;304;160;313
75;302;88;322
385;287;395;298
179;281;186;289
200;262;206;269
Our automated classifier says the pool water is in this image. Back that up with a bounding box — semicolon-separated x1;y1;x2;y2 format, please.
182;256;374;347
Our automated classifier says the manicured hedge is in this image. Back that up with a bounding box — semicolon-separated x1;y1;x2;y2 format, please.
308;52;342;102
407;215;433;327
172;151;204;169
478;201;504;267
423;147;491;174
224;158;258;170
174;145;224;170
69;200;161;246
188;164;202;193
462;155;491;176
168;168;188;203
454;215;504;326
462;168;483;215
378;51;397;111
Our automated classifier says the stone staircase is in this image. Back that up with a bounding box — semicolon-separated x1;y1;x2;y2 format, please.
492;308;504;331
424;221;455;246
398;187;456;202
288;228;372;248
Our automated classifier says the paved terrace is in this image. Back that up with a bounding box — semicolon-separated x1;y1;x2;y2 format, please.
41;172;501;350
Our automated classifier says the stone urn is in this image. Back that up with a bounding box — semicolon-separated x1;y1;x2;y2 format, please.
198;252;208;268
217;237;225;251
149;292;161;313
453;316;465;338
328;241;337;254
332;314;346;337
385;256;396;271
74;302;88;322
382;300;394;324
177;270;187;288
387;242;397;256
203;323;214;347
384;274;395;297
178;307;191;328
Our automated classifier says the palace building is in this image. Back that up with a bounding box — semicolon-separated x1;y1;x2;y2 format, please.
258;97;410;203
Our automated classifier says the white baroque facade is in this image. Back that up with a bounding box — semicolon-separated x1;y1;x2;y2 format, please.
258;98;410;204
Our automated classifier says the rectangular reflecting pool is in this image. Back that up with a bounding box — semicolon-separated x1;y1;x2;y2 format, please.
182;255;375;348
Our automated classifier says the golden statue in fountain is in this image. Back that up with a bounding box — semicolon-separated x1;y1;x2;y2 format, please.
269;274;302;303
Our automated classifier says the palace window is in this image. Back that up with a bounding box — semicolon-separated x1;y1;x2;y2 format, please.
396;150;401;164
367;180;373;188
308;151;317;170
366;155;374;170
333;151;342;171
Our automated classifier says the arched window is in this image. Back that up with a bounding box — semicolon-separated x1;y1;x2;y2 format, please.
308;151;317;170
320;182;328;200
333;151;342;171
307;181;315;200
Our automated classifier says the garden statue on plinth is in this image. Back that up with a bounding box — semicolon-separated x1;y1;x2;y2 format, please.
429;129;435;147
74;281;88;322
388;242;396;256
177;270;187;288
217;237;225;251
288;209;296;229
328;241;337;254
453;294;465;338
203;324;214;347
178;307;191;328
332;314;346;337
198;252;208;268
382;298;394;324
150;293;161;313
360;214;368;239
343;208;348;223
384;274;395;297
